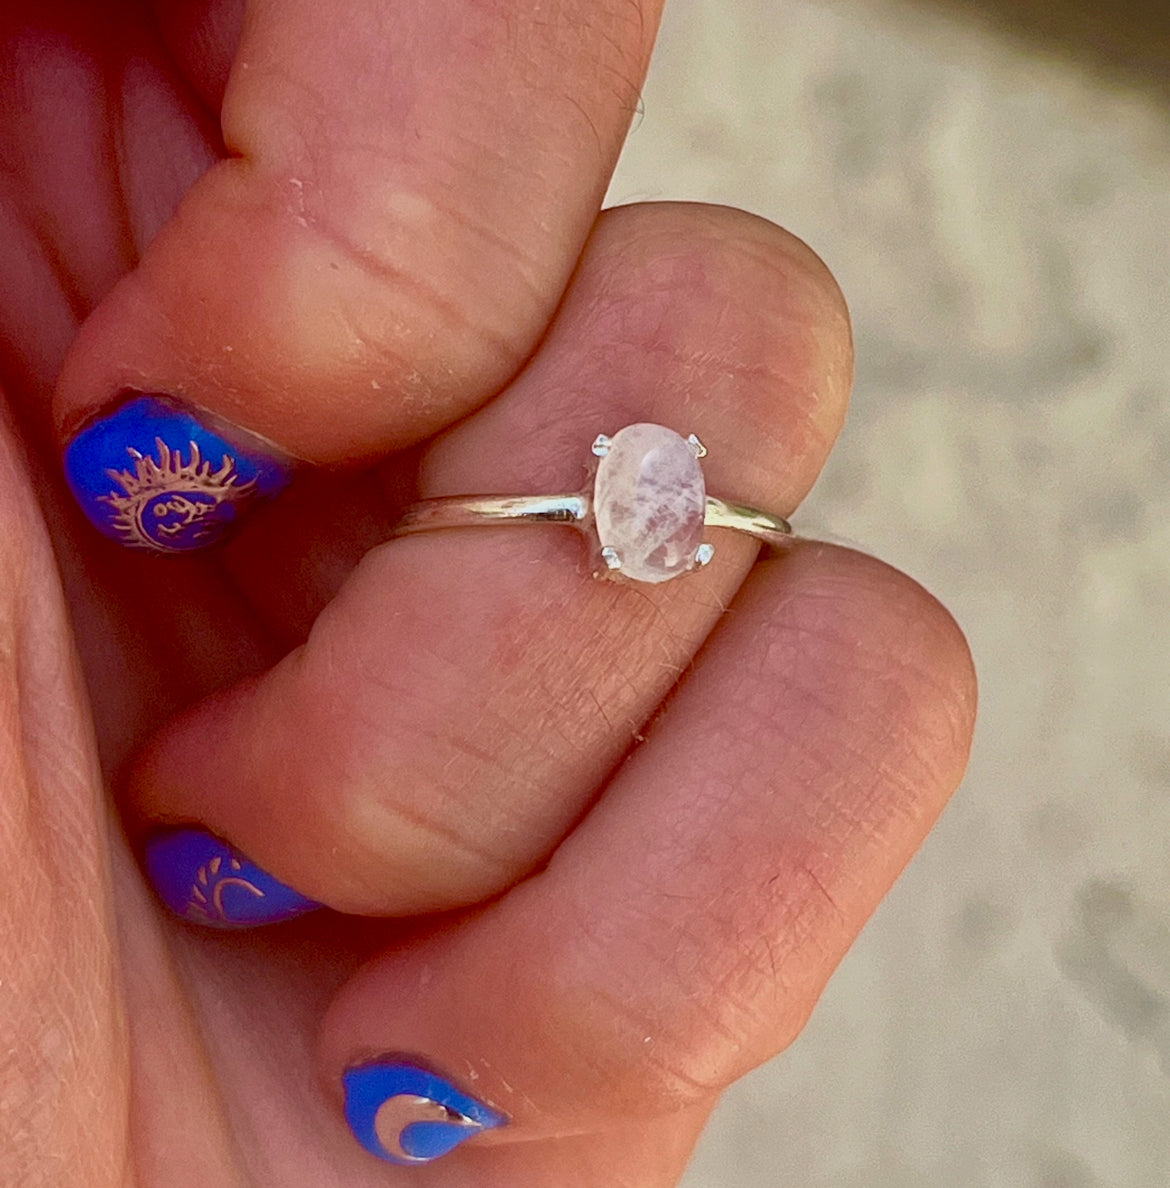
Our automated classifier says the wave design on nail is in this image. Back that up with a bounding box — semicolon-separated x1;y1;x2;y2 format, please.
64;395;291;552
344;1062;507;1165
145;829;321;929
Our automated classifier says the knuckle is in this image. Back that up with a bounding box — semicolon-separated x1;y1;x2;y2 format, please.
754;546;978;802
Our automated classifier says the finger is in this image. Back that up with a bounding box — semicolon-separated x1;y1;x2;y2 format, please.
149;0;244;114
315;546;976;1176
125;202;854;920
57;0;665;550
0;399;128;1185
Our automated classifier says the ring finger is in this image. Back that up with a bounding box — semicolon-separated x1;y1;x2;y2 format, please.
127;200;854;917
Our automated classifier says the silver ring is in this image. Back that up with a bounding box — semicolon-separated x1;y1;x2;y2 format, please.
391;423;794;585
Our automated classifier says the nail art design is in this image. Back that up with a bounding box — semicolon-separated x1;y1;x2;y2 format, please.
64;395;291;552
343;1062;507;1165
144;829;321;928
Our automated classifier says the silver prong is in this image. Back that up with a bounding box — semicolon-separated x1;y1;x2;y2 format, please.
694;542;715;567
600;546;623;570
591;434;613;457
687;434;707;459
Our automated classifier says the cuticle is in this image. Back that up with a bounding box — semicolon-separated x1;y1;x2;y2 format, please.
62;388;306;466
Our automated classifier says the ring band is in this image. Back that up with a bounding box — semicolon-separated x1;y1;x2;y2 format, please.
393;494;793;548
390;423;794;585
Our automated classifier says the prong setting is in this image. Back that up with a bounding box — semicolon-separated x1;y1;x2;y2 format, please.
694;543;715;567
600;545;623;570
591;434;613;458
687;434;708;459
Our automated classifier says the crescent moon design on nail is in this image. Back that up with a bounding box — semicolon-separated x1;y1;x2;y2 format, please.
343;1062;508;1165
374;1094;482;1163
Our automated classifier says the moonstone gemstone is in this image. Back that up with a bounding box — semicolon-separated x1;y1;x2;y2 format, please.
593;423;707;583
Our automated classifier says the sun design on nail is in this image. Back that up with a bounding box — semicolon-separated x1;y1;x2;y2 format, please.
185;854;265;924
100;438;257;551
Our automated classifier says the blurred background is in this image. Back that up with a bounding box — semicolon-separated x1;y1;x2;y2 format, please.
607;0;1170;1184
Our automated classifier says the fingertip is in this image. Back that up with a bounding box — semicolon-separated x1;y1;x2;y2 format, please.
342;1061;507;1166
143;827;321;928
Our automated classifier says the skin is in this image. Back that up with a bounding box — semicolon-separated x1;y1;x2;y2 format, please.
0;2;977;1186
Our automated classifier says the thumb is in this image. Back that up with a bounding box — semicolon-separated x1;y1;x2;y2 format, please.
0;400;127;1186
57;0;662;551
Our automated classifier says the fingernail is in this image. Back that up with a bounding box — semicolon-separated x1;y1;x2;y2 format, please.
64;394;292;552
144;828;321;928
343;1062;508;1165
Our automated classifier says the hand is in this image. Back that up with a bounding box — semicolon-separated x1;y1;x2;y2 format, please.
0;2;977;1185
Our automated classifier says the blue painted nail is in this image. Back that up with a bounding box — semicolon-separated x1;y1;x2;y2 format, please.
144;828;321;928
64;394;291;552
344;1062;507;1165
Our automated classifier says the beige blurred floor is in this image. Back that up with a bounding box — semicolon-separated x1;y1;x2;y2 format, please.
606;1;1170;1184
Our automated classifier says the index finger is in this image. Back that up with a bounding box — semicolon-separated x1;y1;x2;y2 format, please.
58;0;664;541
